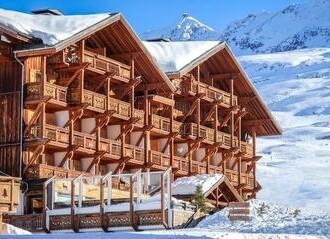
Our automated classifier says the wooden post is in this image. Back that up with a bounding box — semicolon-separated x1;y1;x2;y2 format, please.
230;78;235;148
130;56;135;118
252;128;257;190
170;94;174;167
196;65;201;138
144;89;149;165
238;117;242;195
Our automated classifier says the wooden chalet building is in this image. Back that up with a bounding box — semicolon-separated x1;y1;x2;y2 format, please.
0;8;281;232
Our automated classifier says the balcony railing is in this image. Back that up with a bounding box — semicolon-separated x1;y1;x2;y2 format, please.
191;161;207;174
182;123;214;142
241;142;254;158
181;78;237;107
25;164;88;179
209;165;223;174
225;169;254;187
151;114;182;134
83;50;131;80
108;97;131;118
73;131;97;151
25;82;67;103
172;156;189;173
149;151;170;168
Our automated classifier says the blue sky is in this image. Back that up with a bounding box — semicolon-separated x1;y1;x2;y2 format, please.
0;0;308;34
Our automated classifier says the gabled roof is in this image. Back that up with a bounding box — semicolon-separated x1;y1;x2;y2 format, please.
144;41;282;136
0;8;175;92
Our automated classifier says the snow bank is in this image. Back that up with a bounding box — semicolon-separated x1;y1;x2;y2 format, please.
197;200;330;236
0;8;110;45
1;223;31;235
172;174;223;196
143;41;220;73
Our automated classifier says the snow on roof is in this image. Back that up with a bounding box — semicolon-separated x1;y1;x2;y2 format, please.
0;8;111;46
172;174;223;196
143;41;221;73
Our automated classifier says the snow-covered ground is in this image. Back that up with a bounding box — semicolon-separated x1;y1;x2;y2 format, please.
238;48;330;212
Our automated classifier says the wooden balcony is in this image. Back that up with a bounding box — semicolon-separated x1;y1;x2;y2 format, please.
241;142;253;158
191;161;207;174
0;176;20;213
99;137;145;163
149;151;170;169
83;50;131;81
225;169;254;188
151;114;182;134
25;164;87;179
209;165;223;174
181;78;238;107
72;131;97;151
182;122;215;143
172;156;189;175
25;82;67;106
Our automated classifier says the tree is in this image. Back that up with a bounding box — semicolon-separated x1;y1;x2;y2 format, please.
192;184;206;213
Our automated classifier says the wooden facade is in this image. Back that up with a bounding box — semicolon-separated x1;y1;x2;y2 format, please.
0;9;280;232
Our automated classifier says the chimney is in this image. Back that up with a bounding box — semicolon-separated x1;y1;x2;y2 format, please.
31;9;64;16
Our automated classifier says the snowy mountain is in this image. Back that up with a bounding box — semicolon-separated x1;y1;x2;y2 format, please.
141;13;219;41
221;0;330;54
238;48;330;212
141;0;330;54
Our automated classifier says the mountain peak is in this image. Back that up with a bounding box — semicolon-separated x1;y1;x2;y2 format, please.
141;14;218;41
141;0;330;54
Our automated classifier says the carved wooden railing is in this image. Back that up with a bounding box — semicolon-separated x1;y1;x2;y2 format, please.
4;214;44;232
241;142;253;158
0;176;20;213
181;78;238;106
208;165;223;174
151;114;182;133
25;82;67;103
83;50;131;80
44;124;70;144
25;164;88;179
73;131;97;151
172;156;189;173
108;97;131;118
225;169;254;187
182;122;214;142
149;151;170;168
124;143;144;163
191;160;207;174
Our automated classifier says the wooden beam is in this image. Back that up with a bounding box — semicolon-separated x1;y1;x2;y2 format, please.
219;106;240;129
85;151;106;173
161;132;179;153
135;125;153;147
242;119;272;127
23;99;50;137
201;99;222;124
90;110;116;134
114;76;142;100
115;117;140;140
180;93;205;123
113;156;132;174
63;103;89;128
93;72;116;92
23;139;51;173
209;73;239;80
56;62;90;87
135;82;167;91
184;137;205;157
239;96;257;108
58;145;79;167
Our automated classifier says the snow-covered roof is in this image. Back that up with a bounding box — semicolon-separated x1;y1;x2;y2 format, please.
0;8;112;46
143;41;221;73
172;174;224;196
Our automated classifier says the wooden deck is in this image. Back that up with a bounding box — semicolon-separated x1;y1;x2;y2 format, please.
5;169;172;233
